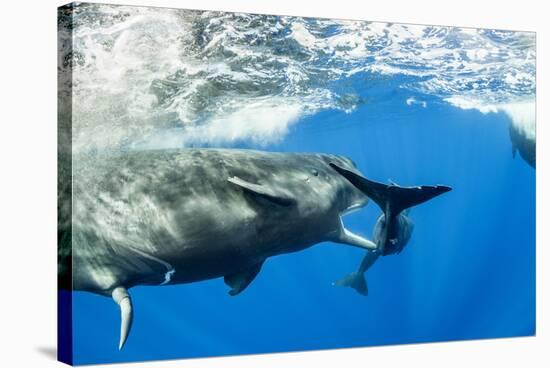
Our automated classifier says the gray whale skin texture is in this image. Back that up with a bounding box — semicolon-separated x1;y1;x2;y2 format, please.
59;148;451;349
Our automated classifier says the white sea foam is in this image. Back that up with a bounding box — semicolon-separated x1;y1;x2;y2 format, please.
406;97;427;108
180;99;304;146
501;101;536;139
444;96;500;114
290;22;317;48
59;3;536;152
444;96;535;139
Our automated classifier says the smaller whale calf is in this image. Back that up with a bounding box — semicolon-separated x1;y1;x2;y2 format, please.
334;209;413;295
331;166;451;295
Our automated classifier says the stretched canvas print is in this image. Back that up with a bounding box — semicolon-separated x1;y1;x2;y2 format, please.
57;2;536;365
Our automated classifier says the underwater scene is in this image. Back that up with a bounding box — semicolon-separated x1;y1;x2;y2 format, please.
57;3;535;365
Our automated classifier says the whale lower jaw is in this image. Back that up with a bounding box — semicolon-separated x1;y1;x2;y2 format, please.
326;215;378;251
342;202;365;216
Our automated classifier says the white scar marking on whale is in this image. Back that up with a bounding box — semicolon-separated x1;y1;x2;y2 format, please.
160;269;176;285
126;246;176;285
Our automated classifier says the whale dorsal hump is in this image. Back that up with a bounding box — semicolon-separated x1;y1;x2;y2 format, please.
228;176;296;206
224;261;264;296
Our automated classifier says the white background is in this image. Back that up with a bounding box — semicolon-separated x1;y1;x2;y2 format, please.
0;0;547;367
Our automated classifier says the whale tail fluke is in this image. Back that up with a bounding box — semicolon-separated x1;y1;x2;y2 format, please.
330;163;451;217
330;162;451;255
333;272;368;296
369;181;452;217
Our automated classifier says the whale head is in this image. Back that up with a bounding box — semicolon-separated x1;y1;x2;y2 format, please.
316;153;369;214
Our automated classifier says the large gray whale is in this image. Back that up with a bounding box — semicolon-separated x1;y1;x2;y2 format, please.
59;148;451;349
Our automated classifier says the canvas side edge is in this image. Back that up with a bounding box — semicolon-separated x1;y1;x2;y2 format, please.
58;3;75;366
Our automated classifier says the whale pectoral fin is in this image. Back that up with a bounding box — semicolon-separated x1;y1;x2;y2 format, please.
112;286;133;350
224;261;264;296
228;176;295;206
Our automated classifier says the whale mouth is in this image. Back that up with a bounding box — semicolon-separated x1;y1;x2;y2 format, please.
342;202;364;216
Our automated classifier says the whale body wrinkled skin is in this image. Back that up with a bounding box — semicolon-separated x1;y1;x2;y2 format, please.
59;148;451;349
68;149;373;293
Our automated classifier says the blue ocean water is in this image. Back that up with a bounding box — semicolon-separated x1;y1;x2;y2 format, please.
71;76;535;364
59;4;536;365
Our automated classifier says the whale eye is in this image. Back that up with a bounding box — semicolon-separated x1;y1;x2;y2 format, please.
311;169;319;176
